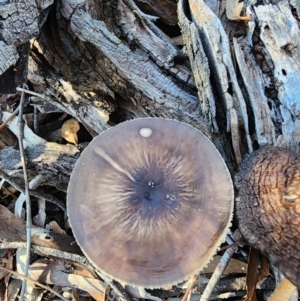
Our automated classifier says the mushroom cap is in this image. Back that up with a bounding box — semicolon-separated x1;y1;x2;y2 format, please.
235;146;300;289
67;118;233;288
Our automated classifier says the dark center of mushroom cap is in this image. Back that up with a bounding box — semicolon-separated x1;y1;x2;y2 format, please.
67;118;233;288
129;164;179;216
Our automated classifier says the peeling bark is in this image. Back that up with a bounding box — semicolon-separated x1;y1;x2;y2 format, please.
1;0;300;181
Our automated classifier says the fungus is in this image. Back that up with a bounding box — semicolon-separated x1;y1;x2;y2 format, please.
235;146;300;289
67;118;233;288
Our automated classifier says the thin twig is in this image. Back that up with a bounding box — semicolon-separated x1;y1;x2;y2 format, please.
17;88;32;301
15;174;46;218
0;106;20;130
0;169;66;212
0;266;69;301
0;242;27;249
226;234;248;258
182;274;199;301
0;243;89;269
218;242;240;252
96;271;133;301
200;245;238;301
33;106;39;134
16;87;46;99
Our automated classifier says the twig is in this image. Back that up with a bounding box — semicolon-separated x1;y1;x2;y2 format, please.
96;271;133;301
199;245;238;301
218;242;240;252
33;106;39;134
0;242;88;266
17;87;32;301
182;274;199;301
15;174;46;218
0;169;66;212
0;242;27;249
0;266;69;301
16;87;46;99
226;234;248;258
0;106;20;130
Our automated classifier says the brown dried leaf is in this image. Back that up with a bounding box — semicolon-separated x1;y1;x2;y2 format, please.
0;204;82;255
61;119;80;145
0;126;17;146
245;247;260;301
48;220;67;235
28;259;107;297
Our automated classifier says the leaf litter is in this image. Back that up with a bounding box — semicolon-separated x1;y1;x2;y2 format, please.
0;88;282;301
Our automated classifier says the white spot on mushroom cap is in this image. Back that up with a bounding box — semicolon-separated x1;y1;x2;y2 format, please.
139;127;152;138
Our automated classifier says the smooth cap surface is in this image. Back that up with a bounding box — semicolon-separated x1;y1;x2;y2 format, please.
67;118;233;288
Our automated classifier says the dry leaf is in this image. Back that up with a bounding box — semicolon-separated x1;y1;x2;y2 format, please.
61;119;80;145
28;259;107;297
0;126;17;146
48;220;67;235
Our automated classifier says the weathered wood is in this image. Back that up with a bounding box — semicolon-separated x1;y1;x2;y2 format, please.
254;2;300;152
0;205;82;255
178;0;251;167
1;1;300;298
0;0;53;93
0;111;79;190
135;0;178;25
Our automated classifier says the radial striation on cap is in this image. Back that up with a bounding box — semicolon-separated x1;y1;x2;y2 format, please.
67;118;234;288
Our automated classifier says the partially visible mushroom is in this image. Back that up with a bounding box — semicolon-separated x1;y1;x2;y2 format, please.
235;146;300;289
67;118;234;288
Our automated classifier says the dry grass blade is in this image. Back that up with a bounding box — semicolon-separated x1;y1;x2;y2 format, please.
0;266;69;301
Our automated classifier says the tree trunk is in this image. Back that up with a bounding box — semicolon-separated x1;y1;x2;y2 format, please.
1;0;300;183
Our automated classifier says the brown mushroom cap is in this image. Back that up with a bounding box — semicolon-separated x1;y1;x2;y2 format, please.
67;118;233;288
235;146;300;289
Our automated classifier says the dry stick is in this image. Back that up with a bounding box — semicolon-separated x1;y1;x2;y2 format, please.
0;106;19;130
95;271;133;301
182;236;240;301
0;242;89;267
181;273;199;301
0;266;69;301
226;234;248;258
199;244;238;301
0;169;66;212
17;88;32;301
16;87;46;99
17;87;99;138
33;106;39;134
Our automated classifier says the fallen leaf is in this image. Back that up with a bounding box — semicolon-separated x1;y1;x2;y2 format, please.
28;259;107;298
